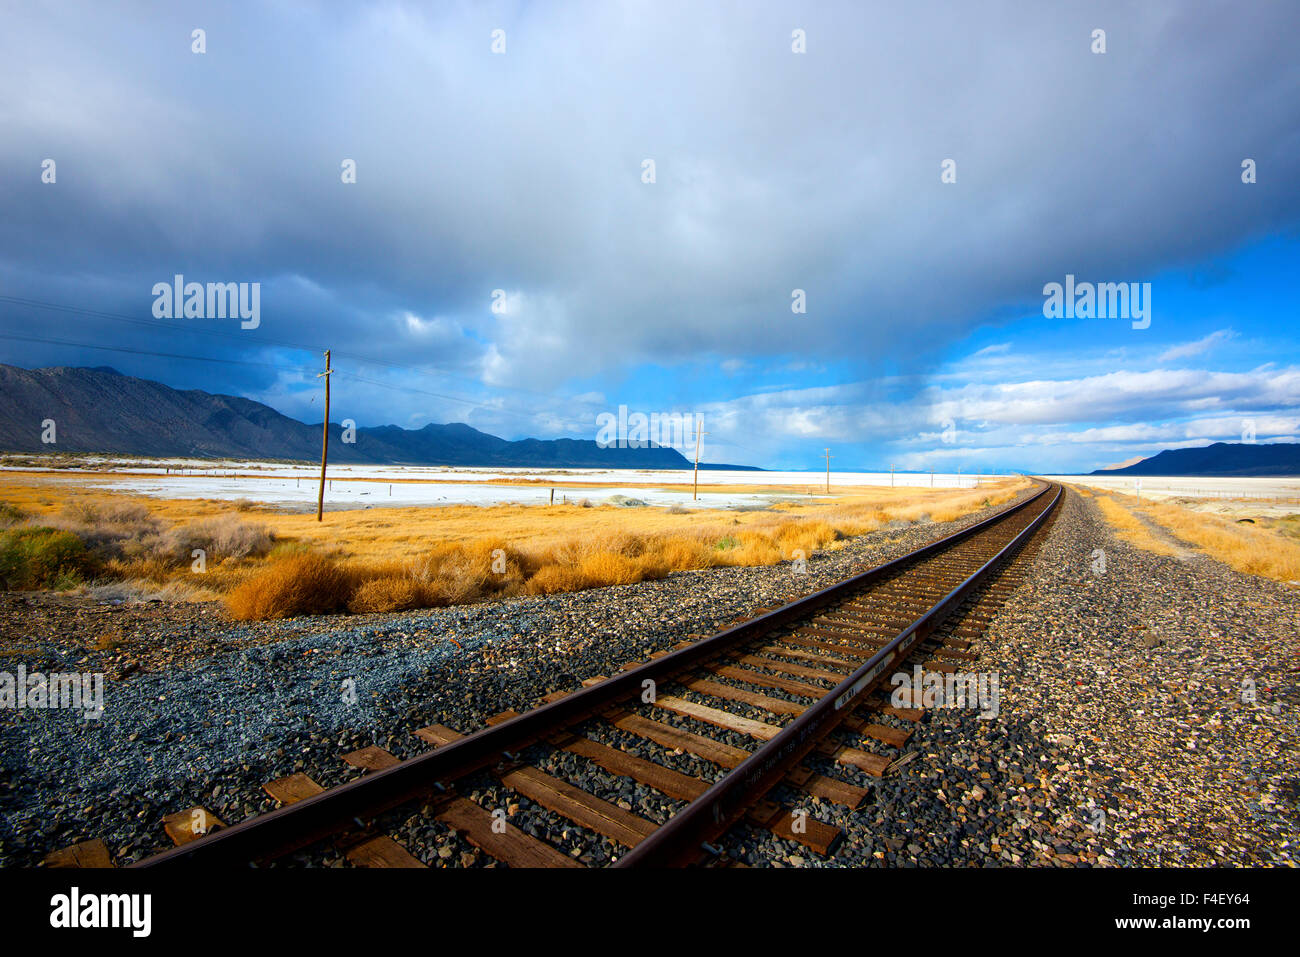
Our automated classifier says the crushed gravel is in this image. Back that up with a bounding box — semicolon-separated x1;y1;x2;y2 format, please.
0;491;1030;866
3;484;1295;869
754;487;1298;868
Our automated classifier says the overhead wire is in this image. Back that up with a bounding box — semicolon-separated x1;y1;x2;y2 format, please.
0;299;766;462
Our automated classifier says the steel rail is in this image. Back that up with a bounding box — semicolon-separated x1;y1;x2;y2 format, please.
615;482;1061;867
135;481;1053;867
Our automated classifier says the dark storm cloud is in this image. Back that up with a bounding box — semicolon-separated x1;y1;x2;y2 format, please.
0;0;1297;425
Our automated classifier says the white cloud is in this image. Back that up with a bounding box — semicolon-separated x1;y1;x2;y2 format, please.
1158;329;1236;362
4;2;1297;393
682;355;1300;470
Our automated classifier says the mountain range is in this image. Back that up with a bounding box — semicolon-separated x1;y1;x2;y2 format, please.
0;364;752;469
1090;442;1300;477
8;364;1286;476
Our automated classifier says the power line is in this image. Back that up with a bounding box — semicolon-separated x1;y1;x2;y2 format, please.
0;293;772;452
0;330;548;422
0;296;774;462
0;331;291;371
0;293;603;411
332;370;551;421
0;330;765;462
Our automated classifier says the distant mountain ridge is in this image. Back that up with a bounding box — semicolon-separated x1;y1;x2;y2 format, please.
1090;442;1300;477
0;364;753;469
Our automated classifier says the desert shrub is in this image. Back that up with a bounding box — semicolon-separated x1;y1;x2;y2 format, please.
347;575;447;614
61;501;152;526
59;502;101;525
104;556;176;584
160;514;275;564
523;564;585;595
636;553;670;581
730;531;783;565
578;551;644;587
49;502;273;569
650;537;711;570
773;520;837;557
0;527;95;589
598;531;649;558
99;502;152;524
267;540;314;560
372;539;534;609
43;499;166;566
224;553;354;620
535;539;586;568
411;539;531;603
0;502;26;528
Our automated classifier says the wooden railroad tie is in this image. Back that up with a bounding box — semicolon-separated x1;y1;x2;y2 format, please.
341;745;401;772
43;838;114;869
162;807;225;846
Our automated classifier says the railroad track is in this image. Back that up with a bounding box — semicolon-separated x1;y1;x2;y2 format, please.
100;480;1060;869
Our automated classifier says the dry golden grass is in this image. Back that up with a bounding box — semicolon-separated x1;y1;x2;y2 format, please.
0;471;1023;552
1268;513;1300;541
346;575;443;615
578;551;646;586
225;553;355;620
0;472;1029;618
85;578;224;603
523;564;583;596
221;482;1025;617
1093;493;1184;557
1092;490;1300;583
1138;500;1300;582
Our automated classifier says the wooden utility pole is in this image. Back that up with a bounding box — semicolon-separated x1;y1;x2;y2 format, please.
957;466;962;488
823;448;833;494
316;350;332;522
930;468;935;488
890;463;895;487
692;418;708;501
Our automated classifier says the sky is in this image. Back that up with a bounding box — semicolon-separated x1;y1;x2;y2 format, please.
1;0;1297;473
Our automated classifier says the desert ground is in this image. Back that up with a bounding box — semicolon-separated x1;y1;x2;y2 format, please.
1;461;1297;867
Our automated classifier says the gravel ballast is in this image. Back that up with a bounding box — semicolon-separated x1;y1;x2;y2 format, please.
767;487;1298;868
2;485;1295;868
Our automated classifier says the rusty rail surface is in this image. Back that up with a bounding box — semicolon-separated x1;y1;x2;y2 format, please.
135;481;1059;868
617;481;1061;866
